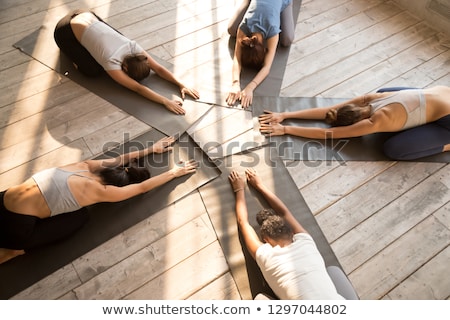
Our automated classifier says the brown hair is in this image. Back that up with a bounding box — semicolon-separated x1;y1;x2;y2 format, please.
325;104;369;126
98;158;150;187
122;54;150;81
239;35;266;69
257;208;293;241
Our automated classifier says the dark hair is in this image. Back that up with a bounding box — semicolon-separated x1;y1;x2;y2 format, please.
98;158;150;187
257;208;293;241
239;35;265;69
122;54;150;81
325;104;367;126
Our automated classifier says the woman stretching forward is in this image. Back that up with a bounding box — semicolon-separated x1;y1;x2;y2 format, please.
54;10;199;114
0;136;197;264
259;86;450;160
226;0;295;108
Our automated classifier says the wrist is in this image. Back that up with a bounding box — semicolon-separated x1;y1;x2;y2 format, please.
233;187;244;193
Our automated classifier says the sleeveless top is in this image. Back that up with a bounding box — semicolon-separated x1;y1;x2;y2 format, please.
32;168;92;216
81;20;144;71
239;0;292;38
370;89;427;130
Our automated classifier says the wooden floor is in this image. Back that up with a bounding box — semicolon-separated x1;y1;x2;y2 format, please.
1;0;449;300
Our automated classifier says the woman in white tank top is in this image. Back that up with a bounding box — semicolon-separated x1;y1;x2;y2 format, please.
258;85;450;160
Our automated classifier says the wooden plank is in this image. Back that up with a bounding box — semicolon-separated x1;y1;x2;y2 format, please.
381;48;450;88
333;166;450;272
0;81;90;129
0;93;111;150
124;240;229;300
323;34;448;96
72;213;216;299
0;105;127;174
386;209;450;299
349;215;450;299
0;139;92;190
72;191;208;282
283;1;406;88
119;0;230;45
0;71;70;108
83;117;151;156
10;264;82;300
289;22;438;97
285;160;340;190
187;273;242;300
294;0;384;41
300;161;393;214
0;49;31;72
316;162;446;242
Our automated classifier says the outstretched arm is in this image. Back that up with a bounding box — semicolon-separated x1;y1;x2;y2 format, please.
258;94;374;124
239;35;279;108
260;117;379;139
107;68;188;114
91;159;198;204
143;52;200;101
245;168;306;234
228;170;263;259
87;136;176;170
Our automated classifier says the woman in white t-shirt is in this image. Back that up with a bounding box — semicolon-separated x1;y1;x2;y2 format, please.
54;9;199;114
228;168;344;300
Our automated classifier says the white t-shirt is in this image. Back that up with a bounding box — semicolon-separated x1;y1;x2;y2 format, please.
255;232;345;300
80;20;144;71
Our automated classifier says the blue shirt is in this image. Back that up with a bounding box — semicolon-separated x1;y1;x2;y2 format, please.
239;0;292;38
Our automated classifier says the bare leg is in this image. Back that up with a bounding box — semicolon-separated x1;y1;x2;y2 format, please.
0;248;25;265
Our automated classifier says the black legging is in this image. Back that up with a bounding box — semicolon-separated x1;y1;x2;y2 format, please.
54;9;105;77
377;87;450;160
0;191;88;251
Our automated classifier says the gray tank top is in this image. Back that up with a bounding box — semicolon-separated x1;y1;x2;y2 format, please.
32;168;92;216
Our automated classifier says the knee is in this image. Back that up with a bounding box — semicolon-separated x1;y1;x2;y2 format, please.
279;34;294;47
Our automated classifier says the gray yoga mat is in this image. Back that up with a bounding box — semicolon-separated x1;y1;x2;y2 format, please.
181;0;303;107
199;146;343;299
252;96;450;162
13;24;212;137
0;129;221;299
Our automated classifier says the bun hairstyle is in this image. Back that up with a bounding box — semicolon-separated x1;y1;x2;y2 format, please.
122;53;150;82
325;103;367;127
239;35;266;69
99;158;150;187
256;208;293;241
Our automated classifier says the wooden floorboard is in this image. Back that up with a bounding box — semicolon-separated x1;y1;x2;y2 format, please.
1;0;449;300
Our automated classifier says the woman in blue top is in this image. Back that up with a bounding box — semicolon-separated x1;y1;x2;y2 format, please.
226;0;295;108
54;10;199;115
0;136;197;264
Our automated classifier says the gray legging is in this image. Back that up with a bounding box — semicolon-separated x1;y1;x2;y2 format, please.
227;0;295;47
377;87;450;160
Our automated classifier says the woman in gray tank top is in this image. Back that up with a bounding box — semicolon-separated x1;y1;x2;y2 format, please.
0;136;197;264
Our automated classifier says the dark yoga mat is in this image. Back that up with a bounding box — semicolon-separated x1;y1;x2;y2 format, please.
252;96;450;162
181;0;303;107
13;24;212;137
199;146;343;300
0;130;221;299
